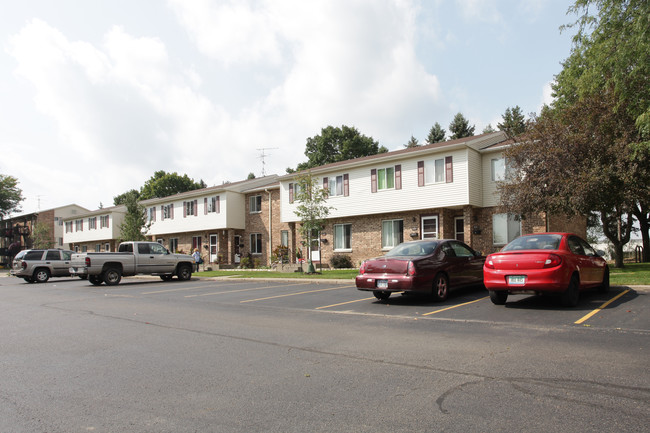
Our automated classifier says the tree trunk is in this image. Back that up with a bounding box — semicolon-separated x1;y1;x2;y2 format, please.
600;209;633;268
632;203;649;262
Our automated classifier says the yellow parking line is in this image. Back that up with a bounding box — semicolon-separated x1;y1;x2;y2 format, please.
316;297;375;310
574;289;630;325
185;282;306;298
422;296;488;316
241;286;353;303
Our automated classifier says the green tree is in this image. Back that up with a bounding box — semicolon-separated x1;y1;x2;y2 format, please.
118;192;150;242
32;221;55;249
404;135;419;148
247;172;256;180
448;113;475;140
295;125;387;171
139;171;206;200
497;106;526;137
293;172;333;270
113;189;140;206
426;122;446;144
0;174;23;219
482;124;496;134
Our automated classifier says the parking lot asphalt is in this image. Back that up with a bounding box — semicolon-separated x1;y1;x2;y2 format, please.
1;272;648;432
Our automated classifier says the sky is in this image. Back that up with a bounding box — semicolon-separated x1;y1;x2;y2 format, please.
1;0;577;216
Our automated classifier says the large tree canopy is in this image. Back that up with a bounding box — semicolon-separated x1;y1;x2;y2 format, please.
0;174;23;219
113;171;206;205
292;125;387;172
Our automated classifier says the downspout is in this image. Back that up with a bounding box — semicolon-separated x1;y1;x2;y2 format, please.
265;188;272;264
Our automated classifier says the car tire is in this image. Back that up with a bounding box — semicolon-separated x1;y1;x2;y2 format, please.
23;277;34;283
373;290;391;300
33;268;50;283
160;275;173;281
597;267;610;294
177;264;192;281
89;275;103;286
561;275;580;307
432;274;449;301
489;290;508;305
103;267;122;286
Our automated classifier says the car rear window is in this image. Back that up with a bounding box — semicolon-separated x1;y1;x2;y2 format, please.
46;250;61;260
502;234;562;251
385;241;439;257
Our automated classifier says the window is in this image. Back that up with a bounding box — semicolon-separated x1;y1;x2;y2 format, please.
377;167;395;190
421;216;438;239
169;238;178;253
100;215;110;228
491;157;506;181
328;175;343;197
95;244;101;252
454;217;464;242
148;207;156;222
281;230;289;247
250;233;263;254
424;158;446;184
334;224;351;250
46;250;60;260
82;246;87;252
75;219;83;231
250;195;262;213
184;200;197;217
206;196;220;213
192;236;202;251
88;217;97;230
382;220;403;249
58;237;63;247
65;222;73;233
157;239;164;245
450;241;475;257
493;213;521;246
162;204;174;220
104;243;110;252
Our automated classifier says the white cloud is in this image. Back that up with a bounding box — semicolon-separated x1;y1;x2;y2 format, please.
541;80;555;110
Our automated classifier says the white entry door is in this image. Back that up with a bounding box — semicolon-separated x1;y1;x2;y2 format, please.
209;234;218;263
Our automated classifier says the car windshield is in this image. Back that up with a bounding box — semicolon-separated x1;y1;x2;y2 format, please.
385;241;439;257
502;234;562;251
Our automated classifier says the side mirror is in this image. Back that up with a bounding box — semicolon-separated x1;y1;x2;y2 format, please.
596;250;606;257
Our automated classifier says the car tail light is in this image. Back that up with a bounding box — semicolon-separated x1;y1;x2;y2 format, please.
85;257;91;267
543;254;562;268
359;261;366;275
484;256;495;269
407;261;416;276
21;261;27;270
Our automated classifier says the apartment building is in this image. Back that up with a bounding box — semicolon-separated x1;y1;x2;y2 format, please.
59;131;585;268
64;205;126;252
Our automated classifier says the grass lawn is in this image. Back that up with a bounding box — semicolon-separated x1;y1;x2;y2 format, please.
195;263;650;286
609;262;650;286
195;268;359;280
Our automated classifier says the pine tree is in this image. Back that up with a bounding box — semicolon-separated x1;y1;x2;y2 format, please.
426;123;446;144
448;113;475;139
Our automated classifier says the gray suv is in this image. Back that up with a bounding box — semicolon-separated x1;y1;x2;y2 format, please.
10;249;76;283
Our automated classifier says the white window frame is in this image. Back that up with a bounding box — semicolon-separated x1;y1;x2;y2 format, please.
163;204;173;220
104;243;110;252
382;219;403;249
424;158;446;184
491;157;506;181
169;238;178;253
329;175;344;197
421;216;439;239
207;196;219;213
334;224;352;251
377;167;395;190
493;213;521;246
185;201;195;217
88;217;97;230
100;215;109;228
148;207;156;222
249;195;262;213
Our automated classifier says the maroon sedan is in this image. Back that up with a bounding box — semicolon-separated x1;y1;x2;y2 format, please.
356;240;485;301
483;233;609;307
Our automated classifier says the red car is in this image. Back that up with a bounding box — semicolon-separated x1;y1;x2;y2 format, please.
356;240;485;301
483;233;609;307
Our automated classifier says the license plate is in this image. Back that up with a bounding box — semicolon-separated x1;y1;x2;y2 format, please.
376;279;388;288
507;275;526;285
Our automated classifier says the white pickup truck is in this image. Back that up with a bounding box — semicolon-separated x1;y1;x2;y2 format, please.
69;241;195;286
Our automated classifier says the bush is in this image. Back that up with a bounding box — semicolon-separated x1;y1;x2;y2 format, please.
330;254;353;269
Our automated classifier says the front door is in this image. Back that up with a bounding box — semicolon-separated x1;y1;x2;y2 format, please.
209;234;218;264
310;229;320;262
454;217;465;242
234;235;241;264
421;216;438;239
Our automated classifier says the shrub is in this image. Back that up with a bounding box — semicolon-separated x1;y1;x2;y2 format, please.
330;254;353;269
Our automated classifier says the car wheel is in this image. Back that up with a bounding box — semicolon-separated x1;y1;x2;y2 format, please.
561;275;580;307
160;275;173;281
432;274;449;301
597;267;610;294
103;267;122;286
89;275;103;286
489;290;508;305
177;264;192;281
33;268;50;283
23;277;34;283
373;290;391;300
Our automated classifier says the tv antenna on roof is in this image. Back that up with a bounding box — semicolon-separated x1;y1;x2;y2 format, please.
257;147;278;177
